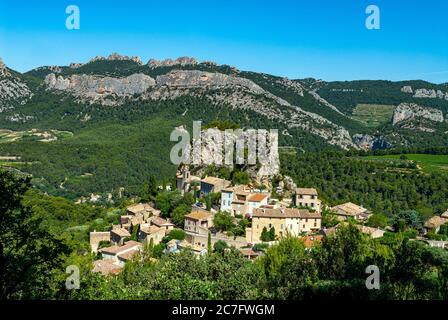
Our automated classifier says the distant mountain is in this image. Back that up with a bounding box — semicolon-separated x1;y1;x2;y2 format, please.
1;53;447;197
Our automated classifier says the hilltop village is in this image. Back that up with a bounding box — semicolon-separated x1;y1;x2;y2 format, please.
90;165;448;275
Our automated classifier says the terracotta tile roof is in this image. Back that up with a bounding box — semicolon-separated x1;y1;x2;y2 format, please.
253;208;321;219
99;240;141;255
295;188;318;196
111;228;131;238
248;193;268;202
333;202;367;216
92;260;122;276
300;235;323;248
185;210;212;221
239;248;260;257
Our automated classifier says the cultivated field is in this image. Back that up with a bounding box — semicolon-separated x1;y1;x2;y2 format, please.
351;104;396;127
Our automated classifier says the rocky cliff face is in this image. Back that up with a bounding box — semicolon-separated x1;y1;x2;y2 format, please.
414;88;448;100
352;134;391;150
44;73;155;102
177;125;280;180
44;68;357;150
147;56;198;68
401;86;448;100
0;58;33;112
151;70;356;150
89;53;143;65
156;70;266;94
392;103;444;125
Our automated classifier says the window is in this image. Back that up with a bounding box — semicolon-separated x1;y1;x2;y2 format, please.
306;219;308;222
311;195;315;199
311;203;315;207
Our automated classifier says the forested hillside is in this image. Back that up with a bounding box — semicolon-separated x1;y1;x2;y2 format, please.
1;54;448;200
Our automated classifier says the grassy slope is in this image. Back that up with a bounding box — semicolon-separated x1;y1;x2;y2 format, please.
351;104;396;127
365;154;448;174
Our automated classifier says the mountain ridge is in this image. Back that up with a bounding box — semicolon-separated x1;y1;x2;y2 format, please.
1;53;448;197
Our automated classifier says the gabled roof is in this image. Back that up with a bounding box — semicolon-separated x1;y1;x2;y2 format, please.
239;248;260;257
441;210;448;219
118;250;140;262
92;260;122;275
253;208;321;219
151;216;175;227
248;193;268;202
201;176;227;186
300;235;323;248
185;210;212;221
140;225;163;235
99;240;141;255
295;188;318;196
332;202;367;216
111;228;131;238
425;216;447;229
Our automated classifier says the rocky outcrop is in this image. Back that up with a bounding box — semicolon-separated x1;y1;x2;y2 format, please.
0;58;33;112
69;63;84;69
401;86;413;94
89;53;143;65
352;134;391;150
44;73;155;101
147;70;357;150
147;57;198;68
178;126;280;179
413;88;448;100
392;103;443;125
275;78;304;97
156;70;266;94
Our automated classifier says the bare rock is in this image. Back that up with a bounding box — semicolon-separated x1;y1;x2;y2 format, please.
401;86;413;94
147;57;198;68
393;103;443;125
44;73;155;100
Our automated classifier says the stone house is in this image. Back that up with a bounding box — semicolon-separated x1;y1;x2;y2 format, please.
150;216;175;233
92;259;122;276
220;185;269;217
200;176;231;196
110;228;131;245
139;224;166;245
331;202;371;221
98;240;142;267
89;231;111;253
176;165;201;195
294;188;322;213
184;210;213;234
246;208;322;243
425;216;447;233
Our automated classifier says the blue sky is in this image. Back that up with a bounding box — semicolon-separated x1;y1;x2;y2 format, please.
0;0;447;83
